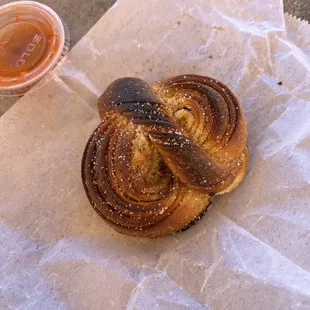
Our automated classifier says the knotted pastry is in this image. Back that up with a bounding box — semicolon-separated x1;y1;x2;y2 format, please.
82;75;248;238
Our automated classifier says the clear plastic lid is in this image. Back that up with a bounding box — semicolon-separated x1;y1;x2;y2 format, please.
0;1;70;96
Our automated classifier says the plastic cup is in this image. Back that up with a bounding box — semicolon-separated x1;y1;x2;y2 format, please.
0;1;70;96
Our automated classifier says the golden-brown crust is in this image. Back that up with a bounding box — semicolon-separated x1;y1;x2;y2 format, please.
82;75;248;238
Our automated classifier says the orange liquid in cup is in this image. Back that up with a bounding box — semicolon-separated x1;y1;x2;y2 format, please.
0;1;70;96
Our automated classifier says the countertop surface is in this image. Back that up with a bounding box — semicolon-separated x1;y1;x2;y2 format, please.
0;0;309;116
284;0;310;22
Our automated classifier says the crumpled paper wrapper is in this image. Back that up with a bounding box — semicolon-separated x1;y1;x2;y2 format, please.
1;0;310;309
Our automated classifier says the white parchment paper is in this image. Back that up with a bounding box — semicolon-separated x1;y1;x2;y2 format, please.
1;0;310;309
